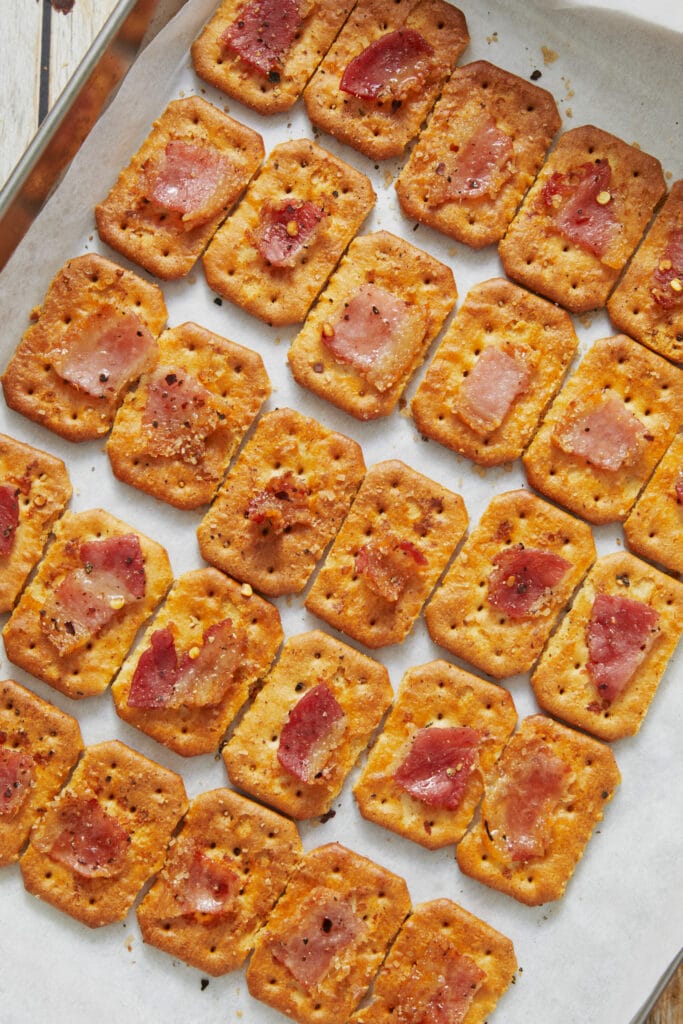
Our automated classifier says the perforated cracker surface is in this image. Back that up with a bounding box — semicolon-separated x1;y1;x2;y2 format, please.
623;433;683;576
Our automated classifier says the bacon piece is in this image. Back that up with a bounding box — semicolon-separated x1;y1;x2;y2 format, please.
0;748;35;816
432;117;513;204
553;394;646;471
355;532;427;603
220;0;305;76
145;140;234;229
127;627;179;708
416;949;486;1024
651;228;683;310
0;483;19;557
675;470;683;506
270;888;364;989
323;282;422;393
487;544;572;619
35;794;129;878
542;160;619;258
170;845;240;916
586;592;660;704
394;726;480;811
340;29;435;103
277;683;346;783
79;534;146;600
170;618;246;709
455;346;529;435
246;471;311;534
142;366;220;463
253;200;325;267
52;305;156;399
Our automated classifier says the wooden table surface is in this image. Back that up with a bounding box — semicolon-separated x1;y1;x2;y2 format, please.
0;3;681;1022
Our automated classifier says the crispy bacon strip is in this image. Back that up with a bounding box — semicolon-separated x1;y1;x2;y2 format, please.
277;683;346;783
394;726;480;811
246;471;311;534
340;29;435;103
586;592;660;704
355;533;427;603
270;888;364;989
35;794;129;878
220;0;305;76
0;748;35;816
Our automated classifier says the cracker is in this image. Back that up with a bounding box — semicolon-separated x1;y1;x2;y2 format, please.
353;660;516;850
197;407;365;596
304;0;469;161
107;321;270;509
425;489;596;679
20;740;187;928
191;0;355;114
456;714;620;906
349;899;517;1024
0;434;72;613
137;788;302;975
246;842;411;1024
3;509;173;699
623;433;683;576
1;254;167;442
0;679;83;866
522;334;683;524
287;230;457;420
306;459;467;648
396;60;560;247
223;629;392;819
411;277;578;465
608;178;683;364
203;138;375;325
531;552;683;741
499;125;666;313
112;568;283;757
95;96;264;280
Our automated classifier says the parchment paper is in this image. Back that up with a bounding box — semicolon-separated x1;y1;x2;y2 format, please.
0;2;681;1022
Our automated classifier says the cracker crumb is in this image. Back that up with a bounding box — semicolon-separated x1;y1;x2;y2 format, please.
596;191;611;205
109;596;125;610
670;278;682;293
240;582;253;597
542;46;558;64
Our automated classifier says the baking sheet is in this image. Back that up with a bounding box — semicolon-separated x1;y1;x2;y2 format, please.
0;1;681;1021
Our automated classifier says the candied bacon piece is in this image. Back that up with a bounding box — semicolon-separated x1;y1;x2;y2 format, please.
553;394;646;471
277;682;346;783
220;0;304;76
142;366;220;463
455;346;529;435
253;200;325;267
586;592;660;704
246;471;311;534
416;949;486;1024
0;748;35;816
127;627;178;709
487;544;571;619
171;845;240;916
431;117;513;204
170;618;246;709
0;483;19;557
542;159;619;258
36;794;129;878
340;29;434;103
355;533;427;603
651;228;683;309
270;888;364;989
145;140;234;228
394;726;480;811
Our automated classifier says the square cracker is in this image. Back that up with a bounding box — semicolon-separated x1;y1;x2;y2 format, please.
411;277;578;466
522;334;683;524
306;459;467;648
425;489;596;679
349;899;517;1024
95;96;264;280
396;60;560;247
112;567;283;757
304;0;469;161
0;434;72;613
287;230;457;420
353;660;516;850
624;433;683;576
107;321;270;510
0;679;83;866
3;508;173;699
246;842;411;1024
197;407;365;596
20;739;187;928
531;552;683;742
1;254;167;442
137;788;302;975
203;138;375;325
222;629;392;819
608;178;683;364
191;0;355;114
499;125;666;313
456;714;620;906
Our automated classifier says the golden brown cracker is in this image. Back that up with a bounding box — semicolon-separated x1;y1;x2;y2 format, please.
522;334;683;524
1;254;167;442
3;509;173;700
624;433;683;576
531;553;683;742
287;230;457;420
353;660;516;850
107;321;270;510
306;459;467;648
304;0;470;160
396;60;560;247
137;788;302;975
425;489;596;679
95;96;264;279
349;899;517;1024
191;0;355;114
197;407;365;596
499;125;666;313
246;842;411;1024
0;434;72;613
112;568;283;757
0;679;83;866
203;138;376;325
411;278;578;465
456;714;620;906
20;740;187;928
222;630;392;819
608;179;683;364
